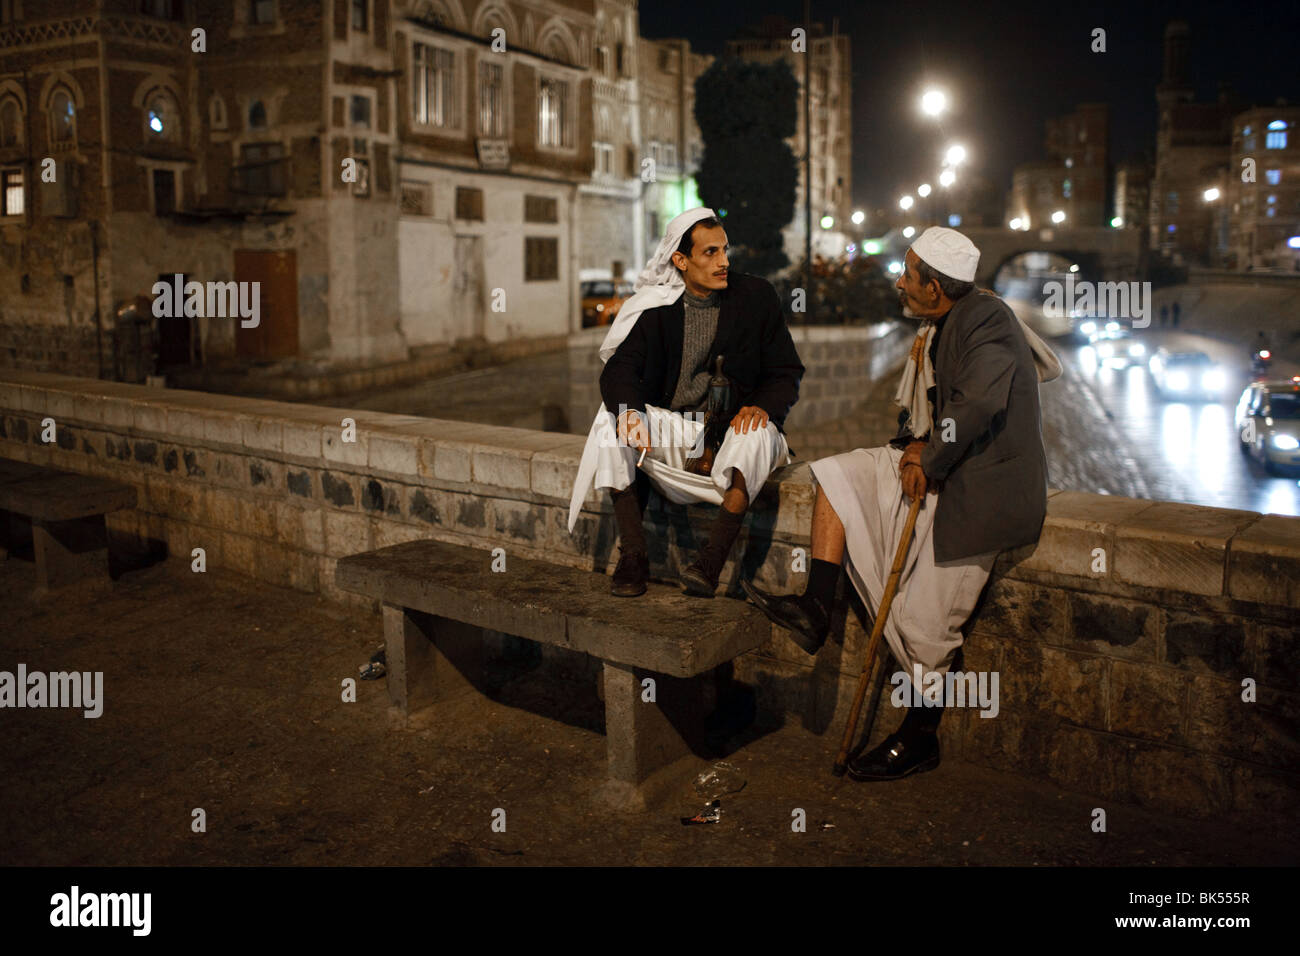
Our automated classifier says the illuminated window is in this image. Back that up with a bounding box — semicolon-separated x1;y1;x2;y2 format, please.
145;90;180;141
538;77;571;149
1266;169;1281;185
1;167;22;216
1266;130;1287;149
478;62;504;137
414;43;457;129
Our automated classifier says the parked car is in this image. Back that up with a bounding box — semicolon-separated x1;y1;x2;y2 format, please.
1148;349;1227;400
1236;378;1300;474
581;280;633;328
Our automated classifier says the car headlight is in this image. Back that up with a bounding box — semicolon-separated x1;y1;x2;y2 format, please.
1129;343;1145;357
1272;434;1300;451
1097;342;1114;357
1202;371;1225;391
1167;371;1189;391
1080;321;1096;334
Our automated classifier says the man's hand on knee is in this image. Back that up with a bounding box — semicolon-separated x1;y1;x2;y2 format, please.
617;409;651;451
900;439;929;500
730;405;770;434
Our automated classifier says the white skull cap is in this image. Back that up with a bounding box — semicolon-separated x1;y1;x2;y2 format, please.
910;226;980;283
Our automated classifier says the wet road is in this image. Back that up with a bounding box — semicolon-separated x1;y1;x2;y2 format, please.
1041;328;1300;516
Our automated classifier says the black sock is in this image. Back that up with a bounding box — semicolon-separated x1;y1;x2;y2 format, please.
804;558;841;611
706;506;746;560
899;703;943;738
611;484;646;555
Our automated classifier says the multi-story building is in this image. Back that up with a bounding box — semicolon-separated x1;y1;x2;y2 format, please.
636;35;709;260
1149;20;1241;265
577;0;641;282
1006;103;1108;231
725;16;851;266
1114;160;1151;232
1227;105;1300;271
0;0;598;379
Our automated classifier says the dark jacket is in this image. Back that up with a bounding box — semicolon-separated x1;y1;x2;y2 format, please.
893;291;1049;563
599;271;805;432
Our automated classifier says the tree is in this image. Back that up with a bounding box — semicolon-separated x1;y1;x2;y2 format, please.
694;58;798;277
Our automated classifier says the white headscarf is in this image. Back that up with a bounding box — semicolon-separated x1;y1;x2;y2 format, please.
597;207;719;363
567;207;718;533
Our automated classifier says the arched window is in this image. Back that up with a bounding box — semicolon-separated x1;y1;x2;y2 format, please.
0;98;21;148
248;100;267;129
209;94;228;130
49;88;76;145
145;89;180;141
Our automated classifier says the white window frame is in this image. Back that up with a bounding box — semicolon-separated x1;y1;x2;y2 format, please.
477;59;509;138
536;71;574;152
411;37;464;134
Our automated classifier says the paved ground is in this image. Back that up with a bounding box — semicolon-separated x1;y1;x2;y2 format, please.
2;557;1293;867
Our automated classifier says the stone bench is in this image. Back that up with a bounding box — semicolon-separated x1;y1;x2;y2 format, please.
336;538;772;810
0;458;137;595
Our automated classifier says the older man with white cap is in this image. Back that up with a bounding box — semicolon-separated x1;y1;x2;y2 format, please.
567;207;805;598
743;226;1061;781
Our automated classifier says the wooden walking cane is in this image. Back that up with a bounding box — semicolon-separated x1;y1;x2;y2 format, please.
831;492;924;777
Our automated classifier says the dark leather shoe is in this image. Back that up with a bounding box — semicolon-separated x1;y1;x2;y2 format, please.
611;549;649;597
740;579;829;655
846;731;940;781
680;544;726;598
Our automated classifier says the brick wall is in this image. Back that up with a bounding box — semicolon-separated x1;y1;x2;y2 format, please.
1;368;1296;826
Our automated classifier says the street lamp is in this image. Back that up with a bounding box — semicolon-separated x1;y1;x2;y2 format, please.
1051;210;1066;224
939;170;956;188
820;215;834;229
1203;187;1220;202
1010;217;1023;230
899;195;914;210
944;143;967;166
917;183;932;198
851;209;865;225
903;226;916;238
920;89;947;117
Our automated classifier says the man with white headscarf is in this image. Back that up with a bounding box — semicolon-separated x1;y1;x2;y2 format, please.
743;226;1061;781
567;208;805;598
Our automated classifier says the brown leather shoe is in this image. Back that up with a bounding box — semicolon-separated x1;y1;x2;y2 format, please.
680;543;727;597
611;549;649;597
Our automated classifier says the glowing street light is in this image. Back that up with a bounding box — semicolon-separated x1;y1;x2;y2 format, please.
903;226;916;238
939;170;956;188
920;89;948;117
851;209;865;226
1203;187;1221;202
888;261;904;275
944;143;967;166
1111;216;1124;228
1009;218;1023;230
917;183;932;198
820;215;834;229
1051;210;1066;224
899;195;914;210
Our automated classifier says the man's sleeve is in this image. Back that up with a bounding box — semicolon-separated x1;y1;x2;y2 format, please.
747;282;805;422
599;317;649;420
920;306;1018;482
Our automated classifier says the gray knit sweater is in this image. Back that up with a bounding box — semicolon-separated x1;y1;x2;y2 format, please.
671;288;720;412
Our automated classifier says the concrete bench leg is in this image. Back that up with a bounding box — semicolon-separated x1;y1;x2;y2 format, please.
31;514;111;596
383;604;484;724
599;661;710;812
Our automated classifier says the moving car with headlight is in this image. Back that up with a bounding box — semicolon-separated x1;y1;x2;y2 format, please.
1085;324;1145;368
1236;378;1300;474
580;280;633;328
1148;349;1226;400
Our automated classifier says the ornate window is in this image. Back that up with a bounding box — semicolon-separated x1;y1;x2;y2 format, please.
145;89;180;141
49;88;76;147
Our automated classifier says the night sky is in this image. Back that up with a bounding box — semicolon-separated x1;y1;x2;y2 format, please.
639;0;1300;214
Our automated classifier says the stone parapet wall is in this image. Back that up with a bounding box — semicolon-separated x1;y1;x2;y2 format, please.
1;369;1296;825
567;322;913;435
